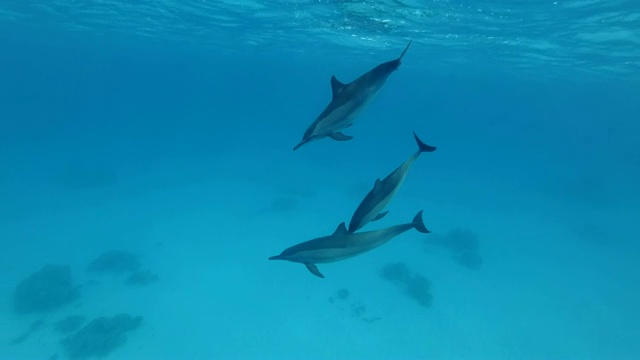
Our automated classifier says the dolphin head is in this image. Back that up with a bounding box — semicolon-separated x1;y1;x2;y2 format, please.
366;59;401;85
293;127;320;150
365;40;411;84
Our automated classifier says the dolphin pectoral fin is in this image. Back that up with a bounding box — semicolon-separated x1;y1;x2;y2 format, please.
330;75;346;99
305;263;325;278
329;132;353;141
372;211;389;222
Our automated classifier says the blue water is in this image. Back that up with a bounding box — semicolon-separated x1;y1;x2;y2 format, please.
1;1;639;359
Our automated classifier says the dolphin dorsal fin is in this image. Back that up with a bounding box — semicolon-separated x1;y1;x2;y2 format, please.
332;222;349;236
373;178;382;190
330;75;346;98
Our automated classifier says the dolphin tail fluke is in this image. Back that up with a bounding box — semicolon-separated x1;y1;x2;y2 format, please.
305;263;325;278
414;132;436;153
412;210;430;234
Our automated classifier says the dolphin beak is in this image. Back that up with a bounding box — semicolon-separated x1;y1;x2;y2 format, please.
293;139;307;151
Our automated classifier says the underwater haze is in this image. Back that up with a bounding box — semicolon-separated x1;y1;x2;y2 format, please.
1;0;639;359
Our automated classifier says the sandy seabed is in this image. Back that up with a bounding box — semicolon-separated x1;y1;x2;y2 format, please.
1;168;638;360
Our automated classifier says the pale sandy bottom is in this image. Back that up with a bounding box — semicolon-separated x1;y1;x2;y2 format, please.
0;167;638;360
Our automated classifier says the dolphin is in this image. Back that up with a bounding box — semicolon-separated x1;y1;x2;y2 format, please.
268;210;429;278
347;132;436;233
293;40;413;151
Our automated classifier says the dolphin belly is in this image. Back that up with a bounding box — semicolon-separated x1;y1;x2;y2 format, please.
316;89;377;134
316;103;362;135
300;231;401;263
283;239;391;264
350;180;402;231
282;247;364;264
361;188;397;222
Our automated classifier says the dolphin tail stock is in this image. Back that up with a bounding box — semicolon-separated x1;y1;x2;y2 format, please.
413;131;437;153
412;210;430;234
